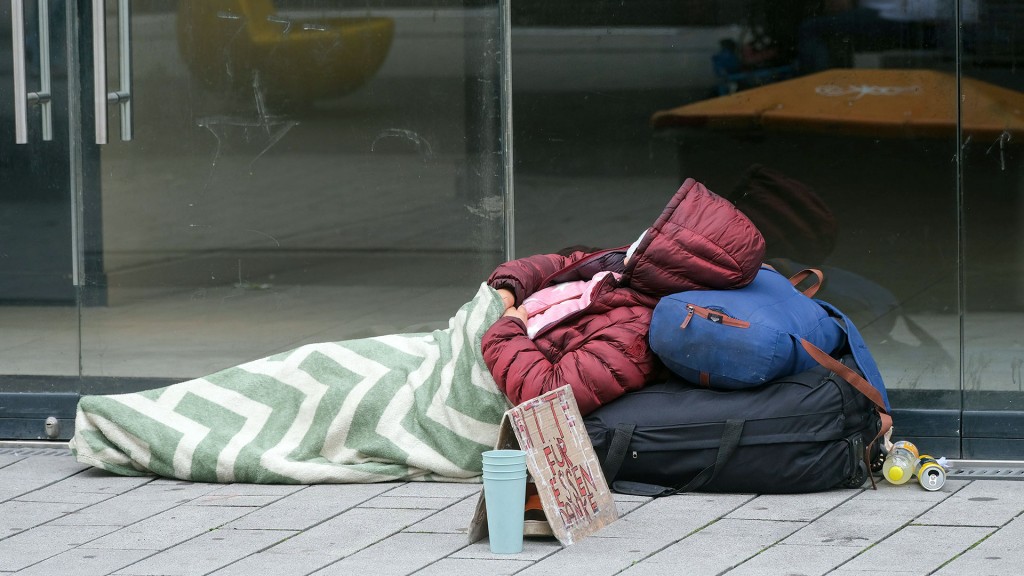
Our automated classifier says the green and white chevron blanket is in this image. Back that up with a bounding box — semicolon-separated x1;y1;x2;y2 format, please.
70;283;511;483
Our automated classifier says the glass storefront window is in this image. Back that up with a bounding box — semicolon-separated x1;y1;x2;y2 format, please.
81;0;508;381
4;0;1024;456
510;0;1021;458
1;0;508;437
961;1;1024;458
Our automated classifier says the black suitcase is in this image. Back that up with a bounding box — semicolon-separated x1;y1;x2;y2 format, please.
584;354;882;495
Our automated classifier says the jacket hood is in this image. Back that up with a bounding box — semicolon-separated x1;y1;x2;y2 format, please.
622;178;766;296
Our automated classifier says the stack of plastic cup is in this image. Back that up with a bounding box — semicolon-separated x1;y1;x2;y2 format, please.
481;449;528;554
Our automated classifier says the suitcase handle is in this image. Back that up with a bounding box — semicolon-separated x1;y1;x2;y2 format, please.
600;423;636;483
799;338;893;442
608;420;745;497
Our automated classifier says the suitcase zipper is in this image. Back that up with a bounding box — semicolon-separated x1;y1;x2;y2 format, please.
680;304;751;329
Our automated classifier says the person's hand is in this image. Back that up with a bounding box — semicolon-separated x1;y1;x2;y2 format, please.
502;305;528;324
496;288;515;310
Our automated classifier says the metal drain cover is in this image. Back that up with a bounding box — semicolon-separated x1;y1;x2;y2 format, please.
0;441;71;457
946;460;1024;481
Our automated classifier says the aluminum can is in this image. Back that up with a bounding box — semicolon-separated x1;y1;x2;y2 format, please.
917;455;946;491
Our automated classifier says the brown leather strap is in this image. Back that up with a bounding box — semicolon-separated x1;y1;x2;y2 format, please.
877;412;894;443
800;338;887;412
799;338;892;438
788;268;825;298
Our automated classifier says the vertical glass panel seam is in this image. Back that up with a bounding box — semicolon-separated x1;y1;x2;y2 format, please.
500;0;514;260
955;0;965;456
66;0;85;376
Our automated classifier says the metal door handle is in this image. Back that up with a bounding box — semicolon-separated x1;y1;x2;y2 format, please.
11;0;54;144
93;0;133;144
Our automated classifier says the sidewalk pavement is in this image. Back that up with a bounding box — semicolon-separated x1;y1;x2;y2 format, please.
1;444;1022;576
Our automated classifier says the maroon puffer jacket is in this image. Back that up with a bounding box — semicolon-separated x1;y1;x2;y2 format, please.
482;178;765;414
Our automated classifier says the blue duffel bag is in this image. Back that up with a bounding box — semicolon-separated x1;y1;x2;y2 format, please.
649;266;846;390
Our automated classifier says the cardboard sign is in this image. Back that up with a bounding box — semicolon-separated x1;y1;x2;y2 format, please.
468;385;618;546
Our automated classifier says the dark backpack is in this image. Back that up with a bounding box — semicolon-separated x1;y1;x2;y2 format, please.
584;354;884;495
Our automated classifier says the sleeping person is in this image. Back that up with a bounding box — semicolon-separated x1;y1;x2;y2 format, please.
70;179;764;484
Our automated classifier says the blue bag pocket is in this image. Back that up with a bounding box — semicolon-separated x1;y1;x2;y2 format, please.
650;267;845;389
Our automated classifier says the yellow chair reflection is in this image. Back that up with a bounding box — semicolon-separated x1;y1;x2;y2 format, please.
177;0;395;105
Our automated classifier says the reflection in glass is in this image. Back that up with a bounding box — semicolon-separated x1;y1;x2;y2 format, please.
77;1;508;383
176;1;395;109
961;1;1024;457
0;0;78;378
511;0;966;451
2;0;1023;453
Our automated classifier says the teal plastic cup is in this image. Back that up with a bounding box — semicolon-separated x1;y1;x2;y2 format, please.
482;449;527;463
482;472;527;554
481;449;528;554
482;470;527;478
482;462;527;472
482;469;528;480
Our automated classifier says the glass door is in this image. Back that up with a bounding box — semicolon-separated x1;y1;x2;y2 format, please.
1;0;509;439
79;0;509;387
508;0;965;454
961;0;1024;459
1;0;81;439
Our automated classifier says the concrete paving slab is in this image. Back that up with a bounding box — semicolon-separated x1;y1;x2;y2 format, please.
190;483;304;507
10;548;154;576
4;450;1024;576
451;538;563;561
512;534;662;576
84;505;258;550
47;481;224;527
112;528;296;576
612;498;647;516
130;479;230;504
0;500;88;538
0;524;122;572
403;494;479;534
836;524;994;574
13;470;152;505
356;495;465;510
596;493;754;544
0;455;25;468
618;518;805;576
384;482;481;499
916;479;1024;527
782;491;942;547
0;457;90;502
726;490;857;522
208;507;433;576
828;571;930;576
308;532;468;576
226;483;393;531
610;493;652;503
721;542;861;576
931;513;1024;576
408;557;534;576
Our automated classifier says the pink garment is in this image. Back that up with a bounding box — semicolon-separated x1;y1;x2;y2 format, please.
522;271;618;339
